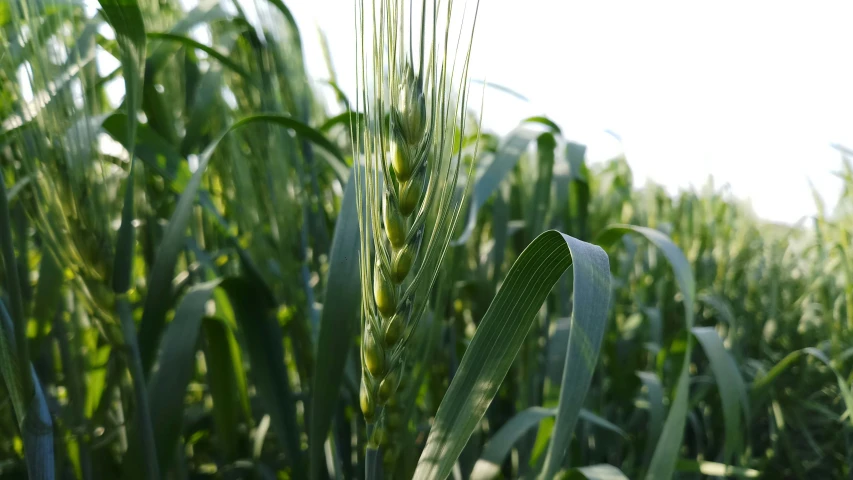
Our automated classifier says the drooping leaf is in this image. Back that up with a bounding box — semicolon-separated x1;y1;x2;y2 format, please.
692;326;748;464
414;231;611;480
596;225;695;480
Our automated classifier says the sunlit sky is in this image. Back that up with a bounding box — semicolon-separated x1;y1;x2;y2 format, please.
291;0;853;224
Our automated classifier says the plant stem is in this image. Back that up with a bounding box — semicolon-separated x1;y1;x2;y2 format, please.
365;445;383;480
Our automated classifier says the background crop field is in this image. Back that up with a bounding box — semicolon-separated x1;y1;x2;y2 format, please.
1;0;852;479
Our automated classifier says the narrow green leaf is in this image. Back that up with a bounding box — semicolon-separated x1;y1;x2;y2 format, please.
320;111;365;133
470;405;625;480
522;116;562;134
454;126;540;245
675;459;760;478
559;464;628;480
0;300;54;480
310;167;363;480
222;276;305;479
691;326;747;464
414;231;611;480
636;371;663;464
539;238;613;478
0;300;25;427
752;347;853;424
23;366;54;480
596;225;695;480
0;168;30;394
5;176;31;203
578;409;628;439
32;252;63;330
138;114;342;374
145;5;230;73
470;407;554;480
146;32;255;83
203;316;249;461
230;113;349;181
99;0;146;295
125;281;218;478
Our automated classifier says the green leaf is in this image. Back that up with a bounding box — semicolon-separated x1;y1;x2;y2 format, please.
232;114;349;182
125;281;218;477
310;167;363;480
522;116;562;134
470;407;554;480
319;111;364;134
752;347;853;424
221;276;305;479
99;0;146;295
578;409;628;439
470;406;624;480
414;230;611;480
454;126;540;245
146;5;231;74
5;176;31;203
691;326;748;464
559;464;628;480
0;299;54;480
675;459;760;478
636;371;663;464
203;316;250;461
595;225;695;480
146;32;255;83
32;252;63;346
101;113;192;191
0;169;30;399
540;243;613;478
138;114;342;374
0;300;25;427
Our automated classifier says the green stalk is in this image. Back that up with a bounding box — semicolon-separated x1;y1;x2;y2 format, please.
365;444;383;480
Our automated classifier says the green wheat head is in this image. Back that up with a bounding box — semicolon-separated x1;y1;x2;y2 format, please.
352;0;480;452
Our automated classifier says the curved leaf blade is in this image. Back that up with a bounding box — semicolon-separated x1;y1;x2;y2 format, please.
414;230;611;480
596;225;695;480
692;326;748;464
125;281;218;478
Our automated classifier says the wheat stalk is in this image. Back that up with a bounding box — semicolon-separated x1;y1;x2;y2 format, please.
353;0;480;471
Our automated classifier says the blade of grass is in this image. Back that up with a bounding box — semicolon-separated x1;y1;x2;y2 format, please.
310;166;363;480
560;464;628;480
222;276;305;479
138;113;344;375
414;230;611;480
691;326;748;464
202;316;249;461
596;225;695;480
125;281;219;478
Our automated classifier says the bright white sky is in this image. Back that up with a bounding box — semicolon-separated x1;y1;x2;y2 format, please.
291;0;853;224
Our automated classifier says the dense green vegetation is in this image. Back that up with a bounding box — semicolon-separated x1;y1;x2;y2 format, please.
1;0;852;478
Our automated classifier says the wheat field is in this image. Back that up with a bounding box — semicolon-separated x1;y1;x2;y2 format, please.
0;0;852;479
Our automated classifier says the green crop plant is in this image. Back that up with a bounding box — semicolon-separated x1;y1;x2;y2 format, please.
1;0;852;479
352;0;481;474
